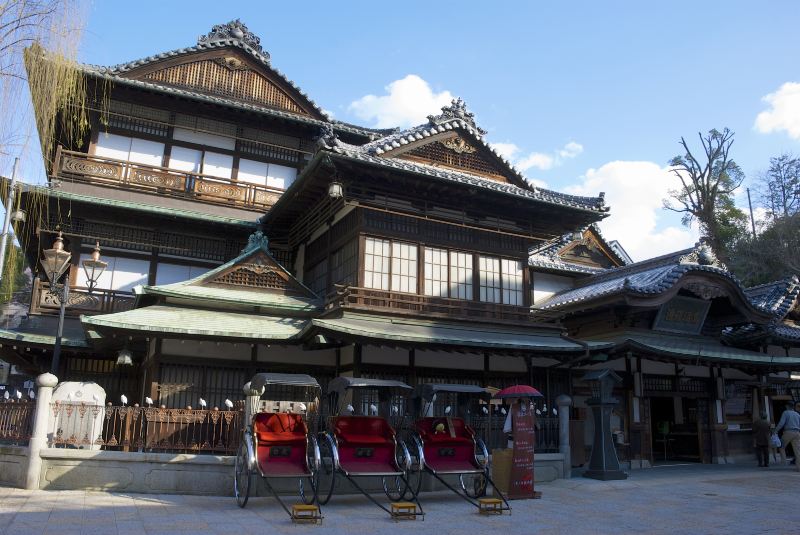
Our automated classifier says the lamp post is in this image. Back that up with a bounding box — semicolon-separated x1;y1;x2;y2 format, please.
40;233;107;373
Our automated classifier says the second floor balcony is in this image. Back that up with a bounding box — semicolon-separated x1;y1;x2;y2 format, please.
30;278;135;317
52;147;285;213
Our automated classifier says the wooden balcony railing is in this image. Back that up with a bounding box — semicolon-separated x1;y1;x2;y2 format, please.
52;147;284;212
31;278;136;317
326;285;535;324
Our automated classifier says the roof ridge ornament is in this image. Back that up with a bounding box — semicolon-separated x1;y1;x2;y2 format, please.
679;239;726;269
198;19;268;60
315;124;340;150
242;230;269;254
427;98;487;136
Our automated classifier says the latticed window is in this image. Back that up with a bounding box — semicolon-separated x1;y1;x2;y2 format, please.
450;251;473;300
364;237;390;290
424;247;448;297
331;239;358;288
502;259;524;306
391;242;417;293
479;256;501;303
107;100;171;137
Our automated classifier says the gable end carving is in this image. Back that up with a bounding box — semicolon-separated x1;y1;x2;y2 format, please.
207;251;304;294
397;134;509;182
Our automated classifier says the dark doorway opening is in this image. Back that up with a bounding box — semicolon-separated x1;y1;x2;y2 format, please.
650;396;702;463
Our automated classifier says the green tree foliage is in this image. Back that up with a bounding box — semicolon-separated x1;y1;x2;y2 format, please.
664;128;748;263
0;244;28;304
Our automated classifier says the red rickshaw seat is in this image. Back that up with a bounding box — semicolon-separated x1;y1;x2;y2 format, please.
253;412;307;445
416;417;474;445
333;416;398;474
334;416;394;445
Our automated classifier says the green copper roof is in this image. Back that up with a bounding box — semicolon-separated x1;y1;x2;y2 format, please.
145;284;320;312
82;305;307;341
589;330;800;367
0;327;90;348
24;185;257;227
312;313;597;352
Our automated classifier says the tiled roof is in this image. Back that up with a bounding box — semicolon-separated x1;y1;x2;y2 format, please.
527;224;630;275
325;143;607;213
534;246;754;312
744;276;800;319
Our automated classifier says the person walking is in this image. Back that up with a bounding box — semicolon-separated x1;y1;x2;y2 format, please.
752;412;772;467
774;402;800;471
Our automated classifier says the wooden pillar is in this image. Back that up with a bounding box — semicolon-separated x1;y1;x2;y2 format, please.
353;344;362;378
408;348;416;387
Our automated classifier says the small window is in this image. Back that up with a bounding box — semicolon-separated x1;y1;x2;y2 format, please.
501;258;524;306
364;237;390;290
391;242;417;293
424;247;448;297
449;251;473;300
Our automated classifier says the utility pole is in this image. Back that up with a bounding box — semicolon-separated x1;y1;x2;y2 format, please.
746;187;757;239
0;158;19;285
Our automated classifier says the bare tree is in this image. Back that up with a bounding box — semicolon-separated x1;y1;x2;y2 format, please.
664;128;747;263
758;153;800;220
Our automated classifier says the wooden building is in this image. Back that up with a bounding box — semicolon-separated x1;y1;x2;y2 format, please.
3;20;799;466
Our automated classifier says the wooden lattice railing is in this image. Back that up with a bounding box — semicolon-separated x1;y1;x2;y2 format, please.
31;278;135;317
326;285;536;324
49;402;243;454
52;146;284;212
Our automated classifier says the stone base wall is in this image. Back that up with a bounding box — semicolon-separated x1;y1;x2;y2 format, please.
35;449;567;496
0;446;29;488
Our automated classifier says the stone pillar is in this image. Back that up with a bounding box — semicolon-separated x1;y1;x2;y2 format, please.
556;394;573;479
25;373;58;490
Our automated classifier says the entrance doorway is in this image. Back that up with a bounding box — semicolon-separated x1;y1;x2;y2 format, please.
650;396;703;463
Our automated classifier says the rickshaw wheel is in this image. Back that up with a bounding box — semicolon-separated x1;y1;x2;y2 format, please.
382;475;409;502
234;441;252;508
316;432;337;505
460;470;488;498
401;434;424;500
300;435;320;505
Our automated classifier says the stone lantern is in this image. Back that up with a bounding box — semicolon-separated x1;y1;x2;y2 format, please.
582;369;627;481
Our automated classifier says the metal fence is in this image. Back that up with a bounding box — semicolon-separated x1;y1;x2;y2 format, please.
0;401;34;445
471;413;560;453
49;403;242;454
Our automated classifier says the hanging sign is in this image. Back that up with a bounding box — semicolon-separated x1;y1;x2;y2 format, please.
508;402;537;499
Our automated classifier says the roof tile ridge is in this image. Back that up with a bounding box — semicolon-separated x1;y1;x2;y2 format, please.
570;250;689;287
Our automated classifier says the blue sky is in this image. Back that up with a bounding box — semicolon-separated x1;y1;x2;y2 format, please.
38;2;800;259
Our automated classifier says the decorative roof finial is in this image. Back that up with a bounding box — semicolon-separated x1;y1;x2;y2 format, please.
679;238;725;269
427;98;487;135
242;230;269;254
315;124;339;150
198;19;268;60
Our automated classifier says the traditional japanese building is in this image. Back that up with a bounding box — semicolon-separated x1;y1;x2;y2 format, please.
3;20;799;469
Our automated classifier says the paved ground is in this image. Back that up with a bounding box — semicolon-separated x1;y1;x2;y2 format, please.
2;462;800;535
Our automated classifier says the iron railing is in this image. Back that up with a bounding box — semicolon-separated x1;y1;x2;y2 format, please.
471;413;560;453
0;401;34;445
49;403;243;454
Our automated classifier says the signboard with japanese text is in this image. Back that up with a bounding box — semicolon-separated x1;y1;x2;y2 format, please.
508;402;536;499
653;296;711;335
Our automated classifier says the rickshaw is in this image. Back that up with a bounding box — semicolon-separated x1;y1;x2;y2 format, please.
315;377;423;518
404;383;511;513
234;373;322;521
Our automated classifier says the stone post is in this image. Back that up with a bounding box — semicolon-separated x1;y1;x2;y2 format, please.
25;373;58;490
242;381;264;425
556;394;573;479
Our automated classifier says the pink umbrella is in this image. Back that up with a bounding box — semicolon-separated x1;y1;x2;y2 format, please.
493;385;543;399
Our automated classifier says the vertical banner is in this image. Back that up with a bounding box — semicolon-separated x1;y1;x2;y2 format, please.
508;401;536;499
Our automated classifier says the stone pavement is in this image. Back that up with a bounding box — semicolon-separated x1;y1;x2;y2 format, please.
2;463;800;535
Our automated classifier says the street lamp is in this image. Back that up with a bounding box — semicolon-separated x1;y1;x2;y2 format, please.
40;232;107;374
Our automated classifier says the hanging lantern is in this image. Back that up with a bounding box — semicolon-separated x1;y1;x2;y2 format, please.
40;232;72;285
116;348;133;366
82;241;108;293
328;180;344;199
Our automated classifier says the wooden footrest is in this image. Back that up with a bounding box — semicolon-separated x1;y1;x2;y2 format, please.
390;501;419;520
478;497;507;515
291;504;322;524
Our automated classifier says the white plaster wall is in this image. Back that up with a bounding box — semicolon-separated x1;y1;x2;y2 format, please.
258;345;336;366
416;350;483;370
682;365;711;378
161;339;250;360
532;272;574;305
362;346;408;366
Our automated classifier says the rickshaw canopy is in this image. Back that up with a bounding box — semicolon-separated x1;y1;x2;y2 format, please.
249;373;321;392
327;377;411;396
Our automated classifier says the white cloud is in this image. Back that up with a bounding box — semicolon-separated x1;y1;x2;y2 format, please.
348;74;454;129
559;141;584;159
755;82;800;140
511;141;584;172
519;152;555;171
565;161;698;261
490;142;519;161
